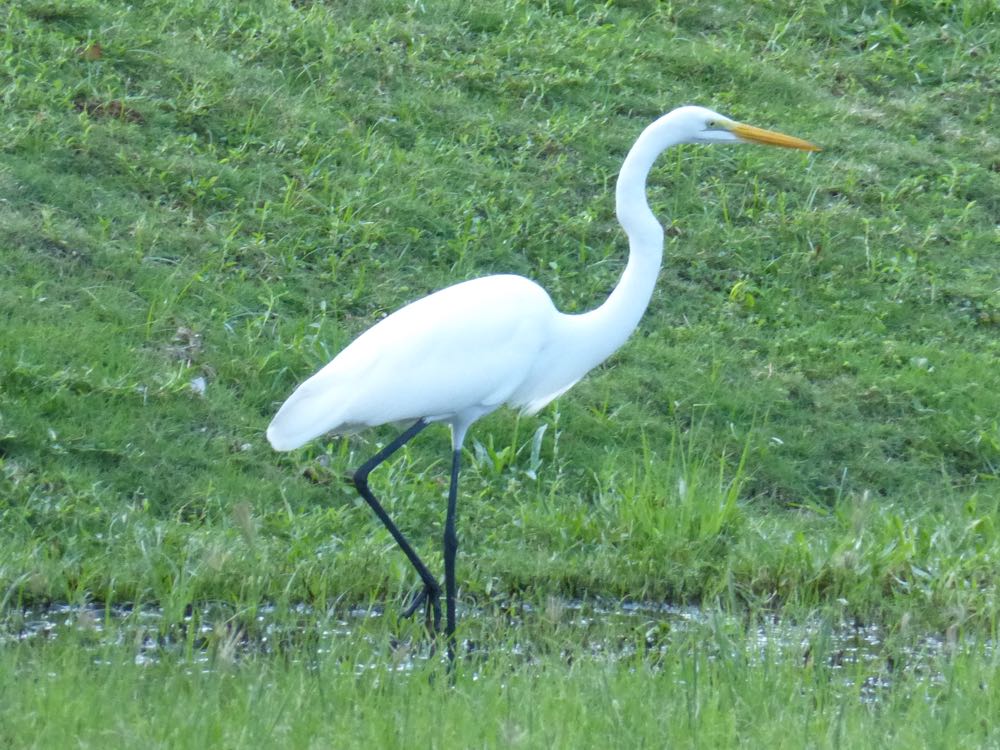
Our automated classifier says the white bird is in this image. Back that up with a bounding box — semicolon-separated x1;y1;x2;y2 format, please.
267;105;819;650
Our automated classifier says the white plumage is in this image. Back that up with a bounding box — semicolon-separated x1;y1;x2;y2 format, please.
267;274;559;450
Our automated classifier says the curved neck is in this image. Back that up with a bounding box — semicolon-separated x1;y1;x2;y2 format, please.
568;116;679;366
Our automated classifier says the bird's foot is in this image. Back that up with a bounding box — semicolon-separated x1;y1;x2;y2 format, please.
401;584;442;634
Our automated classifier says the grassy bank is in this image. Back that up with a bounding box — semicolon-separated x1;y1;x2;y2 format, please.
2;0;999;636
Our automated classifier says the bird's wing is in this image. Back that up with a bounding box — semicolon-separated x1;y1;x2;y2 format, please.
267;275;555;450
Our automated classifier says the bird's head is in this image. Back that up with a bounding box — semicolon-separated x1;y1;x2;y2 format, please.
669;105;820;151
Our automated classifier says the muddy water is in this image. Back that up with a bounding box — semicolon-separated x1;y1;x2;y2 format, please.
0;599;965;701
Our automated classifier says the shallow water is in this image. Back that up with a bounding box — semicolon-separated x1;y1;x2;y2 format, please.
0;599;971;702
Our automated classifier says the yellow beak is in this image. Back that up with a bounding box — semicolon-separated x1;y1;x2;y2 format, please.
729;122;821;151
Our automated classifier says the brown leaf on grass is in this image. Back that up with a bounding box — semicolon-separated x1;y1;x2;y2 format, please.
76;42;102;61
166;326;203;364
73;95;144;124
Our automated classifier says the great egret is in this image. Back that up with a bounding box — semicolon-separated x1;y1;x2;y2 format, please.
267;105;818;649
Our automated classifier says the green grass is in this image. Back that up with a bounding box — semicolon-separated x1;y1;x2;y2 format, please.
2;610;998;749
1;0;999;743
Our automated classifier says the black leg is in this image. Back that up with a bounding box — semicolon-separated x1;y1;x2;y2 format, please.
443;448;461;659
353;419;442;633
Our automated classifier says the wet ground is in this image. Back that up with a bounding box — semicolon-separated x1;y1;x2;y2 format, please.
0;599;972;703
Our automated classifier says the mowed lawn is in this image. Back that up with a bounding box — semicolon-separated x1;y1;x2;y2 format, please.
1;1;998;746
